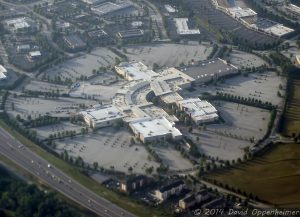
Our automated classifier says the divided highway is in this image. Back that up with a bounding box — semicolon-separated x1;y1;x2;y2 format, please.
0;127;136;217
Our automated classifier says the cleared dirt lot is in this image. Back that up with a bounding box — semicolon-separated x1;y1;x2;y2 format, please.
6;96;96;118
186;101;270;160
123;42;213;68
181;71;285;106
55;128;159;174
150;144;193;171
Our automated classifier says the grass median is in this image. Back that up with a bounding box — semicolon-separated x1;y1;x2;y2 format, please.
0;119;170;217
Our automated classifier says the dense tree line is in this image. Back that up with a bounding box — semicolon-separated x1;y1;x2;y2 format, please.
0;90;9;110
216;45;232;59
34;34;65;73
108;47;128;62
278;65;300;134
207;44;218;59
203;92;274;110
20;115;61;128
269;52;293;73
0;167;86;217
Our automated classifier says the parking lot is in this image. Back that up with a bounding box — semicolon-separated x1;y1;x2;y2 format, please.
6;96;96;119
24;80;70;95
181;71;285;106
186;101;270;160
40;48;120;82
188;129;251;160
150;144;193;171
211;101;270;140
229;49;267;68
33;121;84;140
69;79;126;101
55;128;159;174
123;42;213;68
0;70;18;89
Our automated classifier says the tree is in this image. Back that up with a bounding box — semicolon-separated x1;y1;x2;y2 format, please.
63;150;69;161
145;166;153;175
81;128;86;135
152;63;159;71
93;162;99;170
152;96;159;105
0;167;83;217
115;57;121;65
130;137;135;145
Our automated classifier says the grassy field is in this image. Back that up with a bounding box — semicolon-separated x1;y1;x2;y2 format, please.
283;78;300;136
0;120;170;217
205;143;300;208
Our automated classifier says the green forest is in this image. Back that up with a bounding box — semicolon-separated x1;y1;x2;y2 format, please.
0;166;87;217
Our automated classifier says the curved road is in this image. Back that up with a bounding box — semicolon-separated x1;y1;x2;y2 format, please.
0;127;136;217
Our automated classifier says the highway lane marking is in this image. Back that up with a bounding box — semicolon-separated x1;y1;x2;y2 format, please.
0;128;135;216
0;137;129;217
0;145;114;217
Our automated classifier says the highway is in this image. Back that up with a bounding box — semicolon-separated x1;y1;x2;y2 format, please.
0;127;137;217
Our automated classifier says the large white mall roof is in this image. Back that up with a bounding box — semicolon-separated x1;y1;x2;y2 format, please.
263;24;294;37
81;105;123;124
174;18;200;35
116;62;159;81
0;65;7;80
165;4;176;13
5;17;30;30
177;98;218;122
227;7;257;18
130;117;182;139
287;4;300;16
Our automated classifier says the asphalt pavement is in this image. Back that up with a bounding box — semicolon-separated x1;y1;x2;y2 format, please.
0;127;137;217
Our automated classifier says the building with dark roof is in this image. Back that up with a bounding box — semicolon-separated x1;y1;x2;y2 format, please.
155;180;185;201
180;58;238;84
91;1;135;17
179;189;209;209
88;29;112;45
63;35;87;51
120;175;148;193
88;29;108;39
202;197;225;209
116;29;144;39
82;0;106;5
179;194;196;209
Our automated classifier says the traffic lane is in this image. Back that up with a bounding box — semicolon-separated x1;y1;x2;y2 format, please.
0;128;135;217
0;143;116;217
0;135;133;217
0;135;124;217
